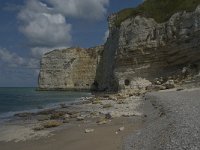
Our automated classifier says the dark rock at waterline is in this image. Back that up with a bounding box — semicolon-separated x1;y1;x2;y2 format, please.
14;112;35;118
50;111;66;120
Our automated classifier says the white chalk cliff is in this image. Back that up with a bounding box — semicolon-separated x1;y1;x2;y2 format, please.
39;5;200;91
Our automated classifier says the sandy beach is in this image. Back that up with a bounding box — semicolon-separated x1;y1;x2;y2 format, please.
1;82;199;150
0;94;145;150
0;117;144;150
1;87;200;150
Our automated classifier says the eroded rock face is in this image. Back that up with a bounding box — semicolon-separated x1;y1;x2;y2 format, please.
39;6;200;92
38;46;103;90
96;6;200;91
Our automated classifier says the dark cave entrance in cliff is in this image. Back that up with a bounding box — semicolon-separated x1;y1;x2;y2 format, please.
124;79;130;86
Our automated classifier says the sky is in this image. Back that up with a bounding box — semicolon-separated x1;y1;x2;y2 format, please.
0;0;143;87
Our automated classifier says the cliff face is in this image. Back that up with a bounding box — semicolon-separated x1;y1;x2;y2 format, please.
96;6;200;91
38;46;103;90
38;5;200;92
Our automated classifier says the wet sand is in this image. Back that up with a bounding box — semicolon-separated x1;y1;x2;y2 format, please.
0;117;143;150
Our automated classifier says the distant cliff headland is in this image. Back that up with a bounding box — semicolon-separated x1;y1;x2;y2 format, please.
38;0;200;92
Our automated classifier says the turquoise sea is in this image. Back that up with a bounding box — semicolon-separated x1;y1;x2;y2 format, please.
0;87;91;119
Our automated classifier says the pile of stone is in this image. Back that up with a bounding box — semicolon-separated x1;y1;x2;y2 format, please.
146;79;175;91
14;93;143;132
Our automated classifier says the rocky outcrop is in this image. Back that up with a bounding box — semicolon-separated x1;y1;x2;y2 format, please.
38;46;103;90
95;6;200;91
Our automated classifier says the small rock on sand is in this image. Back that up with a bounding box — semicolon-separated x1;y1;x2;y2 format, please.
105;113;112;119
64;114;70;118
33;126;45;131
164;80;175;89
60;103;67;108
176;88;184;91
96;118;108;125
103;104;112;108
43;121;62;128
85;129;94;133
63;119;70;123
77;116;85;121
119;127;125;131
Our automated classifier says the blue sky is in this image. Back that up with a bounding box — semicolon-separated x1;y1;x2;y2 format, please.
0;0;143;87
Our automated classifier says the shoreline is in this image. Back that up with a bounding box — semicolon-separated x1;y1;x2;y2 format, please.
0;92;145;149
1;85;199;149
0;92;93;123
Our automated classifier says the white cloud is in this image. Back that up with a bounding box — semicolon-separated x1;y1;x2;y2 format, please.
44;0;109;20
1;0;110;86
31;46;67;58
31;47;52;58
0;48;25;67
103;30;109;42
18;0;109;58
18;0;72;58
0;48;40;69
26;58;40;68
20;13;71;48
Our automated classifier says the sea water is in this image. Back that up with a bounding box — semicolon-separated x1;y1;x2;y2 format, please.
0;87;91;119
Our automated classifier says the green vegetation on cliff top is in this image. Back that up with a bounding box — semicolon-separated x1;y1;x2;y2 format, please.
115;0;200;27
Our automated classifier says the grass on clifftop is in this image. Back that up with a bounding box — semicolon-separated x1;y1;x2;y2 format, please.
115;0;200;27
